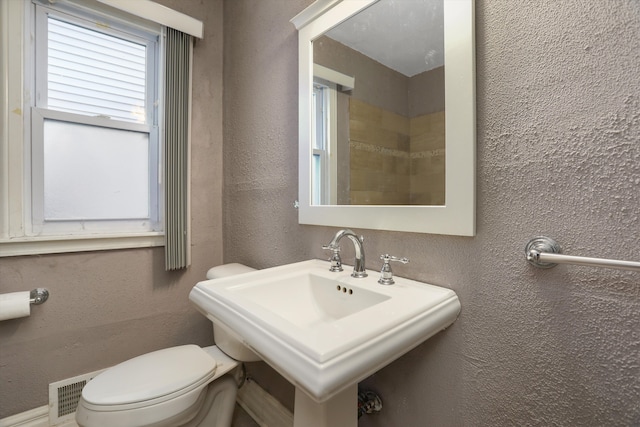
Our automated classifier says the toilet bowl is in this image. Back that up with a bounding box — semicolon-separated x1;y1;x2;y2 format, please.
75;264;258;427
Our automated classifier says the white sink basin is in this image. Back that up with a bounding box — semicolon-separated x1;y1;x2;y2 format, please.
233;272;390;332
189;259;460;403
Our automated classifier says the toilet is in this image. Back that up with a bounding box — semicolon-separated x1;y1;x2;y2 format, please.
75;264;259;427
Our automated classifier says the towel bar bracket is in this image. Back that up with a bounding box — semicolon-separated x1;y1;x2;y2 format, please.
525;236;562;269
29;288;49;305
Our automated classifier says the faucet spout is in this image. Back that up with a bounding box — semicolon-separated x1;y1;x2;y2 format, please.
326;229;367;278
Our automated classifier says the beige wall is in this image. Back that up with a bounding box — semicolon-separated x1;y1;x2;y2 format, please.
224;0;640;425
347;101;445;206
347;100;446;206
0;0;224;418
409;110;445;205
349;98;411;205
409;66;445;116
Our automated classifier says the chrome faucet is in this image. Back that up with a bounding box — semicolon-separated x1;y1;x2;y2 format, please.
324;229;367;278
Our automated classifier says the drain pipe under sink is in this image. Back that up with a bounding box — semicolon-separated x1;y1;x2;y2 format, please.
357;390;383;418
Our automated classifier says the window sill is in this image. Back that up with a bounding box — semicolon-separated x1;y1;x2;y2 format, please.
0;233;164;257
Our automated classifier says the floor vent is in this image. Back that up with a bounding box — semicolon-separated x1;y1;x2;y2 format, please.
49;369;105;426
57;381;85;417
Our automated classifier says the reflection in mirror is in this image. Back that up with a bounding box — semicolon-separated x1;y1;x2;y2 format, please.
312;0;445;206
291;0;475;235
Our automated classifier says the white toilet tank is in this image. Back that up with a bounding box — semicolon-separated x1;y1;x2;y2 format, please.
205;264;261;362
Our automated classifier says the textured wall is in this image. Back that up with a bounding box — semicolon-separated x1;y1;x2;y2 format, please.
0;0;223;418
223;0;640;425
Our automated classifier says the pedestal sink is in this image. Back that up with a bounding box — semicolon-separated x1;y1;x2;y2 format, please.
189;259;460;426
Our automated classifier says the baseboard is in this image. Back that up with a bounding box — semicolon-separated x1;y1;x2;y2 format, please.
0;406;79;427
0;406;48;427
237;378;293;427
1;380;291;427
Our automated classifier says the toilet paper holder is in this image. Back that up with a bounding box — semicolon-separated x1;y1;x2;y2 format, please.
30;288;49;305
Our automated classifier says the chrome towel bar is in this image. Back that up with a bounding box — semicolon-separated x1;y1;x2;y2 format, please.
525;236;640;272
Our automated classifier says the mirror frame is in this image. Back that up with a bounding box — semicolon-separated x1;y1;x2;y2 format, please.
292;0;476;236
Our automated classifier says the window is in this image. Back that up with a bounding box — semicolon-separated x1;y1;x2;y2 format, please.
31;3;162;236
312;82;330;205
310;65;353;206
0;0;201;257
312;78;339;205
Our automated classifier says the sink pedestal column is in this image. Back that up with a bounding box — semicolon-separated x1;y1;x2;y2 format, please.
293;384;357;427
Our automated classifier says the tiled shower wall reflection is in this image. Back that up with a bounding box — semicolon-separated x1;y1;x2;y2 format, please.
349;98;445;205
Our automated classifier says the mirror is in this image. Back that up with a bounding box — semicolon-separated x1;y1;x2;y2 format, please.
292;0;475;235
313;0;445;206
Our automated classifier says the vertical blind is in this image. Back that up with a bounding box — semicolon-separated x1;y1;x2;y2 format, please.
164;28;192;270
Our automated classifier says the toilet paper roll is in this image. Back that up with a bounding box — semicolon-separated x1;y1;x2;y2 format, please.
0;291;31;321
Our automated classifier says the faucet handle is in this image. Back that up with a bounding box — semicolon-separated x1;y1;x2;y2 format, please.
380;254;409;264
322;244;343;272
378;254;409;285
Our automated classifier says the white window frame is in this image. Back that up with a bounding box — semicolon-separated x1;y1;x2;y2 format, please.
0;0;175;257
312;63;354;206
312;81;329;205
312;78;338;205
32;2;163;234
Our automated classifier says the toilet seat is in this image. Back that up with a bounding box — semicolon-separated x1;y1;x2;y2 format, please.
76;346;242;427
82;344;216;410
75;263;256;427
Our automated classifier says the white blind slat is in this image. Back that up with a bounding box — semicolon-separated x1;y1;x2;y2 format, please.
47;16;148;123
49;58;146;88
49;84;144;107
48;69;145;93
49;18;146;54
49;45;146;77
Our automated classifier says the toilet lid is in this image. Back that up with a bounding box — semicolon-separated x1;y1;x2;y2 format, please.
82;345;217;406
